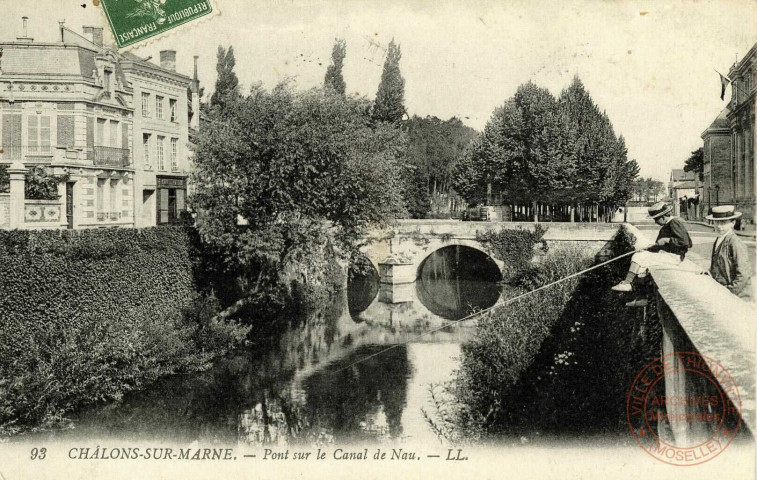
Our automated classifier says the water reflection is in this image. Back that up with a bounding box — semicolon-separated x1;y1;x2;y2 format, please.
41;248;503;446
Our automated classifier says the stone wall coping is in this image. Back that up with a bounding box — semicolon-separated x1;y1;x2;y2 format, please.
630;226;757;434
369;221;622;242
25;199;62;205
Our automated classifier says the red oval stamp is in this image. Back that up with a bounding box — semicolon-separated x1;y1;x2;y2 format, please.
626;351;742;466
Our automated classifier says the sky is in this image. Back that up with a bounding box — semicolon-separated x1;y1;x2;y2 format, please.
2;0;756;181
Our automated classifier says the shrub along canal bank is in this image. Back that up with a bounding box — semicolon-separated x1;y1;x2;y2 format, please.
0;227;252;437
428;226;663;444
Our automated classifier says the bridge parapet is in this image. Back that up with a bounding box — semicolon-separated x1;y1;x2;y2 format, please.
625;224;756;443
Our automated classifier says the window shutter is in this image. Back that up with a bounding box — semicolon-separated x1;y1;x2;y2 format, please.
122;122;128;150
86;116;94;148
57;115;75;148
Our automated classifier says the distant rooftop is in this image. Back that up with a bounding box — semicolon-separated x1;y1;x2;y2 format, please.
670;169;696;182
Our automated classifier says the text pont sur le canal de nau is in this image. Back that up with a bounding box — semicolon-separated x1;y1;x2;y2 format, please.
56;447;469;462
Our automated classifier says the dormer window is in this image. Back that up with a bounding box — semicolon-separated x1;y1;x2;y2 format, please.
103;69;112;93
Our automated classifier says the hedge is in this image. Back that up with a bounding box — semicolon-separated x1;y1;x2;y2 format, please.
0;227;248;436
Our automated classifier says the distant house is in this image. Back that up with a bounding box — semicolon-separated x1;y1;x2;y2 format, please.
701;107;732;214
668;169;698;219
0;18;200;230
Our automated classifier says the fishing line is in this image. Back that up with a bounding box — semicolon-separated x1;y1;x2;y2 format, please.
332;247;647;375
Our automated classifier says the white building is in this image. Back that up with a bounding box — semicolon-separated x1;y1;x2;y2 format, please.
0;18;199;230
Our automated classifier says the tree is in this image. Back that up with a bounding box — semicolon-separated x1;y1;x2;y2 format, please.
452;82;577;220
373;40;405;123
191;84;407;298
452;76;637;222
24;167;69;200
405;115;477;217
684;147;704;181
324;38;347;96
210;45;240;110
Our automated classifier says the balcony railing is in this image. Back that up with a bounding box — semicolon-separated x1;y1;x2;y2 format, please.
92;146;131;168
0;145;53;159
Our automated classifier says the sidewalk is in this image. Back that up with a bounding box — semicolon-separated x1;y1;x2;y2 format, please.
685;220;756;239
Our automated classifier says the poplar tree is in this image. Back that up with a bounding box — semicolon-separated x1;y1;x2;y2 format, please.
210;45;240;110
373;40;405;123
324;38;347;96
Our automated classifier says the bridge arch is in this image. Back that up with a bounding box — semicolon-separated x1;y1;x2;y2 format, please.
415;242;504;282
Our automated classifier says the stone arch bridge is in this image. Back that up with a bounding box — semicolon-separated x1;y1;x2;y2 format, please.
361;220;622;290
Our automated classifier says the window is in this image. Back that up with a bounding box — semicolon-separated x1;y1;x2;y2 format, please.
109;120;119;147
103;69;112;93
157;135;165;171
143;133;152;169
110;179;118;220
28;115;51;154
141;92;150;117
96;178;106;220
96;118;106;146
156;96;164;120
169;98;177;122
171;138;178;171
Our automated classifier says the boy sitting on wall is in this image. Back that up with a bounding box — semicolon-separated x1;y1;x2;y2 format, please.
611;202;693;292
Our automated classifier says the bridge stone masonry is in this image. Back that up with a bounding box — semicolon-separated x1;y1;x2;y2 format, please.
361;220;623;293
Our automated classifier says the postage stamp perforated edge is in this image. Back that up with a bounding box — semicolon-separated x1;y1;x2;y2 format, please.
94;0;220;51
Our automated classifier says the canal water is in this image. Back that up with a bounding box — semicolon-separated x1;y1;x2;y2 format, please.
47;247;504;446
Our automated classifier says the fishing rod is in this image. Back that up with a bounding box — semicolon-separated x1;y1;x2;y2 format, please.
332;246;648;374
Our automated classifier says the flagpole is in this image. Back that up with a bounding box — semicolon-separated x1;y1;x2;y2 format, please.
715;68;753;100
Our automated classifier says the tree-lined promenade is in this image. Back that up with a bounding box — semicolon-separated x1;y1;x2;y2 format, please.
452;78;639;223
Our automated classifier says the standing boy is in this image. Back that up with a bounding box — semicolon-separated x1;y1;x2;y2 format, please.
707;206;753;301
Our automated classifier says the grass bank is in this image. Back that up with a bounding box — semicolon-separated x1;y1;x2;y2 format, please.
427;227;661;443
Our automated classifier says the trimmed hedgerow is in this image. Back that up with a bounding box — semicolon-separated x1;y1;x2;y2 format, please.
0;227;249;437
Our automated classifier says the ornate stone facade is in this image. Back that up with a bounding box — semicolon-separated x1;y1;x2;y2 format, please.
0;20;197;229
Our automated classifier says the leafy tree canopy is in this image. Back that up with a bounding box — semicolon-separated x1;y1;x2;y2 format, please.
210;45;240;111
191;84;407;290
373;40;405;123
324;38;347;96
452;76;638;213
684;147;704;181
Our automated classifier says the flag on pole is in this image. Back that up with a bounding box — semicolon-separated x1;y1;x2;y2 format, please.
716;70;731;100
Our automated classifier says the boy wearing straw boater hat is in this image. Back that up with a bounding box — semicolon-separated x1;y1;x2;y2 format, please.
707;205;752;300
612;201;694;292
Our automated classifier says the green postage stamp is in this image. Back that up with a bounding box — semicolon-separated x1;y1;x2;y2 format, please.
99;0;215;48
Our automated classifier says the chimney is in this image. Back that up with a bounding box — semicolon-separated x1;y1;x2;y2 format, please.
190;55;200;130
17;16;33;42
160;50;176;71
82;26;103;46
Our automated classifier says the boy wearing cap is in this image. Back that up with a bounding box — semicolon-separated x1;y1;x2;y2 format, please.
708;206;752;300
612;201;693;292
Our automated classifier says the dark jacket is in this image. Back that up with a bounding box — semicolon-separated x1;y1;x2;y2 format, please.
710;231;752;299
647;217;692;259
